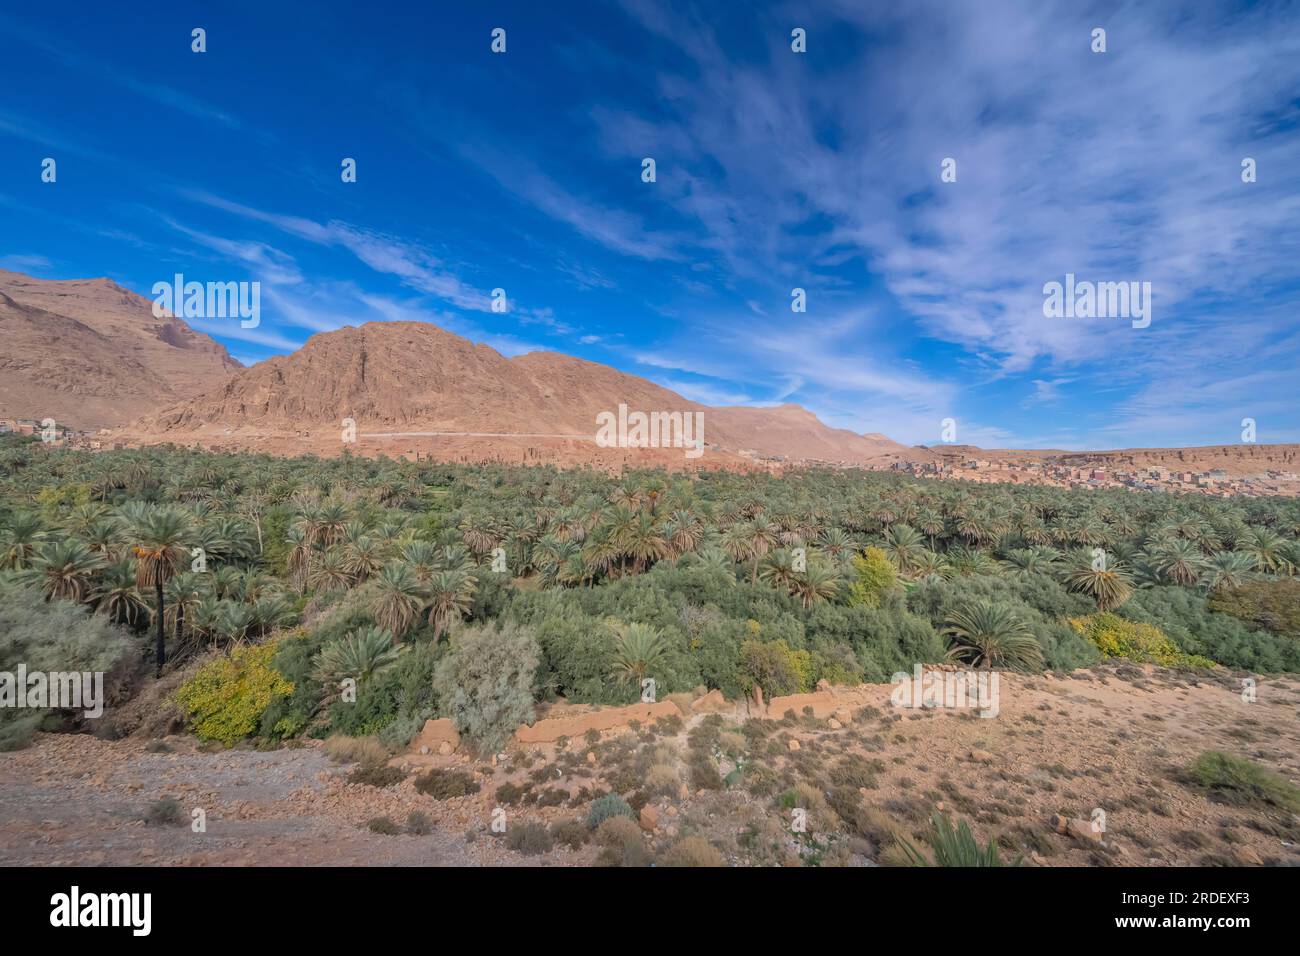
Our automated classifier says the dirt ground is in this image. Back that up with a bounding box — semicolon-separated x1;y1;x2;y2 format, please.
1;664;1297;867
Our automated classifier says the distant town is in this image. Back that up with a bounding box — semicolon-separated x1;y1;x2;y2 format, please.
888;455;1300;498
7;417;1298;498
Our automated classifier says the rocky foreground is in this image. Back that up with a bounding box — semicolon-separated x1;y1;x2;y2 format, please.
1;665;1298;867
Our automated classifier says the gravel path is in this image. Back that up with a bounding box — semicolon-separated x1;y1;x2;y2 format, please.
0;736;479;866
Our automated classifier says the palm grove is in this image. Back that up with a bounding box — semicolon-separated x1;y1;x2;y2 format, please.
2;433;1298;752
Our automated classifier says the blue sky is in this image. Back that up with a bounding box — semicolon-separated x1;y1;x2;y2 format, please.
2;0;1298;449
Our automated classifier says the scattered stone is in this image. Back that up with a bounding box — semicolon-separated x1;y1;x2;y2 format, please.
1052;814;1103;843
787;739;801;752
827;718;842;730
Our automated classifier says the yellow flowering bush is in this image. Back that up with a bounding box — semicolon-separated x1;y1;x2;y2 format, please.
1068;613;1215;669
175;643;294;745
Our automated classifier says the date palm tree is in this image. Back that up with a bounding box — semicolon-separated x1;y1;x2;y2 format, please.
1237;526;1291;574
883;524;927;575
745;515;780;584
315;625;404;685
1063;552;1134;611
28;537;105;604
131;507;191;677
916;509;947;549
609;621;668;691
1199;551;1257;592
943;601;1044;671
663;509;704;557
371;561;425;640
0;512;47;570
95;559;148;627
164;572;206;644
623;511;670;573
789;562;841;609
425;568;477;639
285;525;312;592
458;515;499;557
308;548;353;594
1150;538;1207;586
342;535;386;581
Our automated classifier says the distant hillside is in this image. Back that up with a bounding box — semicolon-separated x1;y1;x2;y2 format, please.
115;320;922;468
0;270;240;431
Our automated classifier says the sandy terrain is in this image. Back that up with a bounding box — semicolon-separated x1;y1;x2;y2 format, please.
1;664;1297;867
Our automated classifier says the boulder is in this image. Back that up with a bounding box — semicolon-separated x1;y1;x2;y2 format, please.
1052;814;1103;843
411;718;460;754
640;806;660;831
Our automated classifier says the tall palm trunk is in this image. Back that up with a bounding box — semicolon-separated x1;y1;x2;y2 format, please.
155;581;166;678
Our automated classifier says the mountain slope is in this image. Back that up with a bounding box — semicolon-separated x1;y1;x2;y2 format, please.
0;270;240;431
118;321;916;467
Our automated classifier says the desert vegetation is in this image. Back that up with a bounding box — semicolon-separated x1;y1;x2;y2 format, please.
2;434;1299;866
3;434;1299;754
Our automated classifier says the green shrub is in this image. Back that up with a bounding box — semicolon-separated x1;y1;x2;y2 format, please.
1069;613;1215;669
848;548;898;608
413;768;481;799
1188;751;1300;813
505;820;554;855
0;578;132;750
659;835;726;867
1208;580;1300;640
593;816;650;867
175;642;294;746
433;620;540;754
322;734;389;765
366;815;401;835
143;796;186;827
405;811;433;835
738;638;811;697
586;793;634;828
1120;587;1300;673
895;813;1006;866
348;763;407;787
550;818;589;849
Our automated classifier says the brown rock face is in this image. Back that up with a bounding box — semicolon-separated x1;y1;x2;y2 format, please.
411;718;460;754
113;320;923;469
0;270;240;431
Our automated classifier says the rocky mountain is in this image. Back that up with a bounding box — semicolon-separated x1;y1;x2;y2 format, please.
115;320;920;468
0;270;241;431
